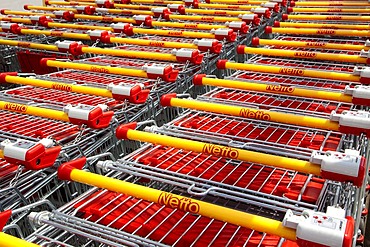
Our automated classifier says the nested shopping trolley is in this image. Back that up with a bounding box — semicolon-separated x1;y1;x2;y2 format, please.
237;35;370;64
20;70;370;246
0;108;83;237
20;114;361;247
39;55;200;102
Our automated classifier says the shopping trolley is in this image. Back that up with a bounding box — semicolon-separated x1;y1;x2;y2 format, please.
263;25;370;39
0;44;21;74
281;13;370;24
251;36;370;52
216;56;370;85
35;69;174;120
40;56;199;97
0;23;223;55
286;7;370;15
0;109;84;237
26;144;355;247
192;74;370;107
237;40;370;64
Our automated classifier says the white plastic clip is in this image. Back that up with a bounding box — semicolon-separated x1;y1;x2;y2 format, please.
1;139;37;161
226;21;245;29
108;83;143;96
29;15;42;22
110;23;127;32
152;7;169;15
310;150;362;177
330;110;370;131
261;2;277;8
64;104;103;121
0;22;19;30
167;4;183;11
75;6;86;11
344;85;370;101
283;207;351;247
360;49;370;58
95;0;109;4
142;64;169;76
55;40;82;50
171;48;193;58
251;7;269;14
96;7;109;13
53;10;66;18
193;38;216;47
210;28;231;35
239;14;256;20
87;29;111;38
133;15;151;22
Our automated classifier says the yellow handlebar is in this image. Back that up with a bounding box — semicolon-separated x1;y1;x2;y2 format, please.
115;126;321;175
182;8;251;16
24;5;78;12
130;27;216;39
193;75;353;103
124;0;183;4
197;3;255;10
109;37;198;49
2;74;113;98
0;39;59;52
0;17;32;24
0;100;69;122
239;46;368;64
45;0;95;6
111;4;155;9
80;46;178;62
276;21;370;31
289;7;370;13
283;14;370;22
253;38;369;51
41;58;179;82
266;27;370;37
150;21;226;30
160;94;340;131
206;0;266;4
0;10;55;17
19;29;92;40
42;59;148;78
217;60;361;82
168;14;240;22
292;1;370;6
0;233;40;247
72;14;136;23
48;22;112;31
58;158;297;241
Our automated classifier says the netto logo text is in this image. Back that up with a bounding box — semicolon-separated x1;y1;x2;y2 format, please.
4;103;28;113
316;29;335;35
294;51;317;58
328;9;342;12
266;85;294;93
149;42;165;47
158;192;200;213
201;17;214;21
91;66;109;73
168;31;183;35
184;24;198;28
239;109;271;120
52;83;72;92
326;16;342;20
202;144;239;159
279;67;304;76
305;42;326;47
